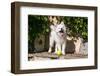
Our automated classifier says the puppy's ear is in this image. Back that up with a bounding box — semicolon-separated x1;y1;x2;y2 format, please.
61;21;64;25
48;16;53;22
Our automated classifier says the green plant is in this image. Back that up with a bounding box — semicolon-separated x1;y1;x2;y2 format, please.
28;15;50;52
64;17;88;41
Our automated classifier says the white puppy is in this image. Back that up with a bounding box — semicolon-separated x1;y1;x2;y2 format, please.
48;22;67;55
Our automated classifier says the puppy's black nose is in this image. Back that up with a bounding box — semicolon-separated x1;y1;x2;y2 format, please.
59;28;64;33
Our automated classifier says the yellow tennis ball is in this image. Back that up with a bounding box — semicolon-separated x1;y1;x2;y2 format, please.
57;50;62;56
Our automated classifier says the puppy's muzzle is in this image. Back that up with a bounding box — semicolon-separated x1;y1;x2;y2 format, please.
59;28;64;33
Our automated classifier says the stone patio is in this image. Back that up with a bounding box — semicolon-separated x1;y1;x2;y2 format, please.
28;52;88;61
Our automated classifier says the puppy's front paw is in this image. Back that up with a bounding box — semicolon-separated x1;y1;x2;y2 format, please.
62;52;66;55
54;51;57;54
48;50;52;53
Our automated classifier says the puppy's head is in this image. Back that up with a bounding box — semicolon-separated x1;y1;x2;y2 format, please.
48;16;63;25
56;22;66;36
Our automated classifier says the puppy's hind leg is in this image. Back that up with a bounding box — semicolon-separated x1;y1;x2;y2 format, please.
57;44;62;53
54;44;58;54
48;37;54;53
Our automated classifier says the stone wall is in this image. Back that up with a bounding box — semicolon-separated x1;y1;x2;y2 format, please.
33;35;88;54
